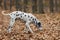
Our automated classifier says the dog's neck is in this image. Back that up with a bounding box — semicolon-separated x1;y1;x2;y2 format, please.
33;19;39;25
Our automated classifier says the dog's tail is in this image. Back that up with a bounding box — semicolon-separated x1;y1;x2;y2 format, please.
2;11;10;15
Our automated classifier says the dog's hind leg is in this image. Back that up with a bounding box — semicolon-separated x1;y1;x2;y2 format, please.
7;18;15;33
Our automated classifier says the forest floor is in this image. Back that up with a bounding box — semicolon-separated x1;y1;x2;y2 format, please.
0;10;60;40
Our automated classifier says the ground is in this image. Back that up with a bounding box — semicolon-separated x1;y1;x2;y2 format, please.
0;10;60;40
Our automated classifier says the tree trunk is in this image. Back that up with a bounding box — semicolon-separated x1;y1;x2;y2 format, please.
55;0;58;12
49;0;54;13
59;0;60;12
4;0;7;10
18;0;22;11
15;0;19;11
10;0;12;11
23;0;28;12
0;0;2;8
32;0;37;13
15;0;22;11
38;0;44;13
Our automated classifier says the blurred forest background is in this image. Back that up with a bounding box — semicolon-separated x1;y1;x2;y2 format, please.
0;0;60;13
0;0;60;40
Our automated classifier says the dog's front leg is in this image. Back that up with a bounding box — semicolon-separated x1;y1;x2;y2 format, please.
25;21;33;33
24;25;30;33
7;18;15;33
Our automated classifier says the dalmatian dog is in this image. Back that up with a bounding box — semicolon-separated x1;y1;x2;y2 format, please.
2;11;42;33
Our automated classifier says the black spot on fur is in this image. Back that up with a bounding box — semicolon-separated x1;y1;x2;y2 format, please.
22;13;24;14
29;19;31;21
16;12;18;13
31;17;32;18
33;18;34;20
14;14;15;15
16;14;19;16
35;19;36;21
12;21;13;22
11;14;12;15
25;15;26;16
28;15;30;17
8;26;12;29
12;18;14;22
21;16;22;17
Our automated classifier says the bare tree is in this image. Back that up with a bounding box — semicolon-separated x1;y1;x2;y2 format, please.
32;0;37;13
18;0;22;11
23;0;28;12
55;0;58;12
59;0;60;12
0;0;2;8
4;0;7;10
15;0;19;11
49;0;54;13
38;0;44;13
10;0;12;11
15;0;22;11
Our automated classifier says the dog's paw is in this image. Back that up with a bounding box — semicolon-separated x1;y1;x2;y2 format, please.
23;29;29;33
7;29;11;33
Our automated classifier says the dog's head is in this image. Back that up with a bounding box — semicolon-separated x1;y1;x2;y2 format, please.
36;22;42;28
36;22;43;30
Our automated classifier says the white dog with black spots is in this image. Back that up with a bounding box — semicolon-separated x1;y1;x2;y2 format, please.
2;11;42;33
